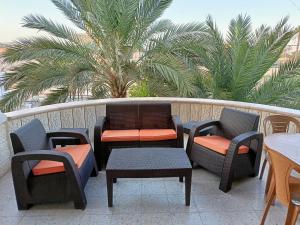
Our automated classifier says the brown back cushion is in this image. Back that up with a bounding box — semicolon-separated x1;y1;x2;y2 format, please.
139;103;171;129
106;103;139;130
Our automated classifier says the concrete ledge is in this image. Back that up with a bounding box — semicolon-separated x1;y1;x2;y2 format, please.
5;97;300;119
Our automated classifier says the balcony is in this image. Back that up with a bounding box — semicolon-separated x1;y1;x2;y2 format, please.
0;97;299;225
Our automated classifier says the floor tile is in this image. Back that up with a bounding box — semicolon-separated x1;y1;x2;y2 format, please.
200;212;233;225
110;214;142;225
167;195;198;213
111;194;142;214
171;212;203;225
141;194;170;213
140;213;173;225
141;180;167;195
0;216;22;225
114;180;142;196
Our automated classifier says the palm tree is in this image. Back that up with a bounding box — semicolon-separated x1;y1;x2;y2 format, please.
1;0;206;111
189;15;300;109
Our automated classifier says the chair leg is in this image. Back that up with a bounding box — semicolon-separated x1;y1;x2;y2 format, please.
74;200;87;210
285;204;299;225
265;175;275;205
259;158;268;180
91;166;98;177
260;182;276;225
265;166;273;195
16;201;31;210
219;174;233;193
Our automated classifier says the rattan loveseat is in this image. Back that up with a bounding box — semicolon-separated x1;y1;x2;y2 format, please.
94;102;183;169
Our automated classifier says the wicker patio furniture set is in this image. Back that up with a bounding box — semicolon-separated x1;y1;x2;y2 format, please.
9;102;263;210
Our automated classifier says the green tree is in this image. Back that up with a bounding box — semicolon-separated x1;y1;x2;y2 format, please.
1;0;205;111
190;15;300;109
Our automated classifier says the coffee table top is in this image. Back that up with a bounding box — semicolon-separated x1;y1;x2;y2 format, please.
106;148;192;171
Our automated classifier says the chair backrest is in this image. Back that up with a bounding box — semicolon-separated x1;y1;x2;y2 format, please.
106;103;139;130
268;149;300;206
263;115;300;136
10;119;50;173
10;119;50;154
218;108;260;139
139;103;171;129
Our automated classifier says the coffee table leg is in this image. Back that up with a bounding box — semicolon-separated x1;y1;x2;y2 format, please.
179;176;183;182
185;172;192;206
106;174;113;207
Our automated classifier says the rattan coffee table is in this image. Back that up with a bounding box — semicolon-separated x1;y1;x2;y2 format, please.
106;147;192;207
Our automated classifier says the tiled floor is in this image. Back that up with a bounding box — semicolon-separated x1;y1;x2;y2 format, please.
0;165;298;225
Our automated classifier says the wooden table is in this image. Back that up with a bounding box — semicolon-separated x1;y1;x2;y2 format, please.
264;133;300;164
106;148;192;207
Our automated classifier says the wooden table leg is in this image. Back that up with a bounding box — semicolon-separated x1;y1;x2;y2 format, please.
106;174;113;207
179;177;183;182
185;172;192;206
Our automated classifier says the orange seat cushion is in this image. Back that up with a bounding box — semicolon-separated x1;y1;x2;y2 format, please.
139;129;177;141
194;135;249;155
32;144;91;176
101;130;140;142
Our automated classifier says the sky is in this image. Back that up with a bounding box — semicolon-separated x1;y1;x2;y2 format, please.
0;0;300;43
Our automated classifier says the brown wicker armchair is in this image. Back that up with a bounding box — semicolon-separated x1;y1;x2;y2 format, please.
10;119;98;210
186;108;263;192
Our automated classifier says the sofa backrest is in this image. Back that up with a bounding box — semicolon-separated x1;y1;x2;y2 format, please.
10;119;50;154
106;103;140;130
106;102;172;130
139;103;172;129
218;108;260;140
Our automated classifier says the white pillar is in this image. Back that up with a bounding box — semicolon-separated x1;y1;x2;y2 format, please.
0;111;10;178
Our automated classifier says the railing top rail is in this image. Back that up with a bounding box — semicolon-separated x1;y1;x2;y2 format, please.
5;97;300;119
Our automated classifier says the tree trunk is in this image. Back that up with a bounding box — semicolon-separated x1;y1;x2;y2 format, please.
111;84;127;98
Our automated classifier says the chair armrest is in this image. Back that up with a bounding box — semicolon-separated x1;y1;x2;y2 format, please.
219;131;263;192
172;115;183;148
230;131;263;152
11;150;78;174
11;150;84;204
94;116;106;143
186;120;220;157
47;131;90;145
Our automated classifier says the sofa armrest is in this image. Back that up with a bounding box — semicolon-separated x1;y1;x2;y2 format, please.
94;116;106;143
186;120;220;158
172;115;183;148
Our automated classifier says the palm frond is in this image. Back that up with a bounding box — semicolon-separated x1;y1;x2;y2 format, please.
41;87;69;105
51;0;84;29
22;14;80;42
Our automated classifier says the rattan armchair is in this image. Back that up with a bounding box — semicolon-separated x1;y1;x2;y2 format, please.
186;108;263;192
10;119;98;210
